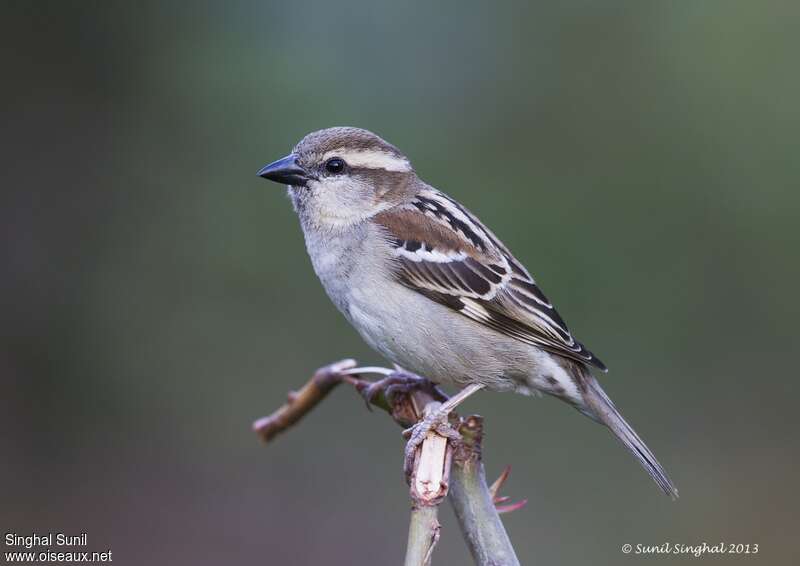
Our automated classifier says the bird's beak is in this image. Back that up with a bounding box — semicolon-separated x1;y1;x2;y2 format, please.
257;154;309;187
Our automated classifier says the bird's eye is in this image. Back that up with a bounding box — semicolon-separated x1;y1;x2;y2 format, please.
324;157;346;175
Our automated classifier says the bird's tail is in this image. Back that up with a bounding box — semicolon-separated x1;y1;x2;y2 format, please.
579;373;678;499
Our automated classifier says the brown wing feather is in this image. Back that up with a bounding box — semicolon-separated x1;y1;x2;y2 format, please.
374;192;607;371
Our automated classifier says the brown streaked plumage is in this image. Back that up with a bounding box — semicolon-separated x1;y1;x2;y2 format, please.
374;189;607;371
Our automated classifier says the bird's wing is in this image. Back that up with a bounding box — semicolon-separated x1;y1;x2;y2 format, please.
373;189;607;371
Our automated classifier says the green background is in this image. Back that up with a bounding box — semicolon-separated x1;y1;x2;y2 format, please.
2;1;798;564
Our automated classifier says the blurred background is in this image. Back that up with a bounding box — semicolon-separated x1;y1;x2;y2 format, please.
2;1;798;564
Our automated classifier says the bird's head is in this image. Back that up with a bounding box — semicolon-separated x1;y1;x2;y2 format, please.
258;127;417;228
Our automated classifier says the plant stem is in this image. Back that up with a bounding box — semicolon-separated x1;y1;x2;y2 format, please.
449;416;520;566
404;504;441;566
254;363;521;565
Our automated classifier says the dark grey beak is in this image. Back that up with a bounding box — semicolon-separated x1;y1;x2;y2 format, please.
257;154;309;186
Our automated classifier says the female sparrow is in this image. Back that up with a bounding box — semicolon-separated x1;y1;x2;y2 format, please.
257;127;677;498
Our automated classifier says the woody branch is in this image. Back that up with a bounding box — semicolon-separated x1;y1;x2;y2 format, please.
252;359;523;566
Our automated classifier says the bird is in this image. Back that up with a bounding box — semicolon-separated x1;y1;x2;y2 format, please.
257;127;677;498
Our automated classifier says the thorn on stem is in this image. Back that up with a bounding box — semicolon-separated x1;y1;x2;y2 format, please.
496;499;528;515
489;465;512;499
489;465;527;515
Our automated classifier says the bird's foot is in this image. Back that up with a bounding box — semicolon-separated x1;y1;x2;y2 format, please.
402;406;461;481
360;370;447;411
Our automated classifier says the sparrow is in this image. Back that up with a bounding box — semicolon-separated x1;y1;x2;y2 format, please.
257;127;677;498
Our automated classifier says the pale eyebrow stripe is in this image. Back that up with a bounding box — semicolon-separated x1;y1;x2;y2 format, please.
321;149;411;172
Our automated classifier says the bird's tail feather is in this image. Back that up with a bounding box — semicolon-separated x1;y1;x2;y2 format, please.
580;375;678;499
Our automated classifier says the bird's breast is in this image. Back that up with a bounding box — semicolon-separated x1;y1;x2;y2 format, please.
300;221;389;317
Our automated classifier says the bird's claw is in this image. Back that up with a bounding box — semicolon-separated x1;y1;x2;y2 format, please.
360;371;447;411
402;407;462;481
